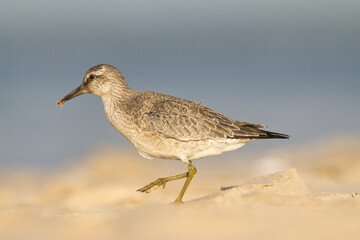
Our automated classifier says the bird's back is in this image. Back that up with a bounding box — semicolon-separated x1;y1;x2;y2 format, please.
123;91;288;141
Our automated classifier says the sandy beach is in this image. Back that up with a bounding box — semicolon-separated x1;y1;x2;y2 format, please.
0;136;359;240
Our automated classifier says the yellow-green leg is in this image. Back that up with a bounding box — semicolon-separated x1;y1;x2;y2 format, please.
137;172;188;193
174;161;197;204
137;161;197;204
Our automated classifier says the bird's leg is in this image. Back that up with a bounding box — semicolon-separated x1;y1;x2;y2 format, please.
174;161;197;204
137;161;197;204
137;172;188;193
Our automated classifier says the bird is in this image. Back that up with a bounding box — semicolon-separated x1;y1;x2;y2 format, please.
57;64;289;204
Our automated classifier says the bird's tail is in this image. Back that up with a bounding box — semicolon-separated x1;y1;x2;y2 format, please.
261;130;290;139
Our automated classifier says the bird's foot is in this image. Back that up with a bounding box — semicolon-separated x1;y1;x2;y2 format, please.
173;198;184;205
137;177;169;193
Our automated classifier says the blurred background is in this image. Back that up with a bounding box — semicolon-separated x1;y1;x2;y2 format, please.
1;0;359;169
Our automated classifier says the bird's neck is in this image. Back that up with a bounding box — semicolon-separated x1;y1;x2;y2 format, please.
100;84;135;104
100;86;136;135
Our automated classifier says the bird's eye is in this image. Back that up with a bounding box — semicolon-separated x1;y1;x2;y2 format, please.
89;75;95;80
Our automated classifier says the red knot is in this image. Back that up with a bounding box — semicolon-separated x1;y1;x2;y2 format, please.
57;64;289;204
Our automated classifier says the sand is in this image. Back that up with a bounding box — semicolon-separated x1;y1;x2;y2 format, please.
0;137;359;240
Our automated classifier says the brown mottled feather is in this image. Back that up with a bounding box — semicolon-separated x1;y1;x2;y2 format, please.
132;92;287;141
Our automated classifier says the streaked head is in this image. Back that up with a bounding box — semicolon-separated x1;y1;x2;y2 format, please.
57;64;129;106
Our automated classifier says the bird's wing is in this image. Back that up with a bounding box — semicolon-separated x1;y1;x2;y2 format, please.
147;99;269;141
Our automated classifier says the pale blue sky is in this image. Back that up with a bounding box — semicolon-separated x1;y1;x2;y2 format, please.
1;0;359;168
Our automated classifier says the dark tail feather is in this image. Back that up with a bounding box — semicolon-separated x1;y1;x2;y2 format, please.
262;130;290;139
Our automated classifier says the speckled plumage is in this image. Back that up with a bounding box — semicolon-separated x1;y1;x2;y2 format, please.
57;64;289;203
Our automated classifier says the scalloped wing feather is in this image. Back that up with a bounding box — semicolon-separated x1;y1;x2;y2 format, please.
147;100;268;141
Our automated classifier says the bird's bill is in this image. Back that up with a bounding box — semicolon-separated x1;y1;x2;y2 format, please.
56;84;86;106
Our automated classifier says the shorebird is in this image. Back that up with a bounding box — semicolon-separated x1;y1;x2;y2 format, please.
57;64;289;204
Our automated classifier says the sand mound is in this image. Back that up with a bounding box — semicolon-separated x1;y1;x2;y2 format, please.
195;169;358;207
196;169;309;202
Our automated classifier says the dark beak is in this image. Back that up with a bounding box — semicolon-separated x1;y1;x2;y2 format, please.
57;84;86;106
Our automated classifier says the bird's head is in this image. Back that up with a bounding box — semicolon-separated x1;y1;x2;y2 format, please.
57;64;129;106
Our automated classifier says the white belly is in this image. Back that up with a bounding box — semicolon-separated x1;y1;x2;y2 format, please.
134;138;249;162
